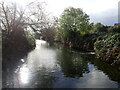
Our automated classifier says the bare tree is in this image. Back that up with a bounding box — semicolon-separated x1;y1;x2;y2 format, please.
0;2;26;35
0;1;57;41
24;1;49;32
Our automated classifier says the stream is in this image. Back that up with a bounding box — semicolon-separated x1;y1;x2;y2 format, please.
2;40;120;88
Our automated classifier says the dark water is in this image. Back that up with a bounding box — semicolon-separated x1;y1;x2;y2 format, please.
2;40;120;88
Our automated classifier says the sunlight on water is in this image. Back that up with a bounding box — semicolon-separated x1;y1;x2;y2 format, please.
19;65;30;84
26;40;57;70
18;40;57;86
36;40;47;49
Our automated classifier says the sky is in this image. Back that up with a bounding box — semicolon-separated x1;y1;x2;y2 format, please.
1;0;120;26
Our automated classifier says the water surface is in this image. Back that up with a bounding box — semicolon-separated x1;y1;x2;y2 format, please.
2;40;120;88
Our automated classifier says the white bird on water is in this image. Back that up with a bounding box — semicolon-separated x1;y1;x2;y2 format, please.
21;59;25;63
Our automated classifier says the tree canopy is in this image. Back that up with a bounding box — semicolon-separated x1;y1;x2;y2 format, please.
57;7;91;42
93;23;108;32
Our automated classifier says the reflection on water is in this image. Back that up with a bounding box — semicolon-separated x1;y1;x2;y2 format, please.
57;47;89;78
19;65;29;84
2;40;120;88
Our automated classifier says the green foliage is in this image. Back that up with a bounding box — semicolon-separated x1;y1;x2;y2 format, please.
68;33;98;51
2;27;36;53
94;33;120;64
93;23;108;33
24;31;36;48
108;24;120;33
55;7;120;66
57;7;91;42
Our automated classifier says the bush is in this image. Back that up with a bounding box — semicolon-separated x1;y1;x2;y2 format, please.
24;31;36;49
2;29;36;55
108;25;120;33
94;33;120;65
65;33;98;51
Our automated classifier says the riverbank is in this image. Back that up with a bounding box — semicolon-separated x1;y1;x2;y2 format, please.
55;32;120;67
54;7;120;67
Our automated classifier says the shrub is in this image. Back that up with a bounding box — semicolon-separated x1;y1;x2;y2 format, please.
94;33;120;64
108;25;120;33
2;28;36;55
